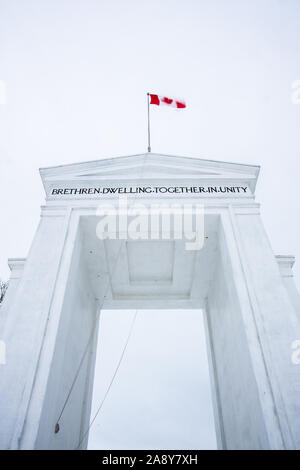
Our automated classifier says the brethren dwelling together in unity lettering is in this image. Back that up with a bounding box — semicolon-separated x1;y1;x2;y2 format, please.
51;185;249;196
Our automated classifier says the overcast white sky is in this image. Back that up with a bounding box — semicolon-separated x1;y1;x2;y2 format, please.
88;309;217;450
1;0;300;449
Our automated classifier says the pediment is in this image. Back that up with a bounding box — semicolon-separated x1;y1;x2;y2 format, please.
74;163;221;179
40;153;259;194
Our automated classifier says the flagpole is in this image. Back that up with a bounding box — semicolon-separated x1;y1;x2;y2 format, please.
147;93;151;152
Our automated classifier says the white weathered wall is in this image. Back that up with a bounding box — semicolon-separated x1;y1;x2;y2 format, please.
0;211;71;449
206;216;269;449
35;225;99;449
234;211;300;449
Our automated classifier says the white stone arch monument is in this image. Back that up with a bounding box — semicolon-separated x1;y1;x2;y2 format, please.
0;153;300;450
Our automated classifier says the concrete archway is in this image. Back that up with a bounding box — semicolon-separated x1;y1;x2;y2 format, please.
1;153;300;449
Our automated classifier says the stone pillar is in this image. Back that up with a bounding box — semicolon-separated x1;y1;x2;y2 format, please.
206;207;271;450
229;206;300;449
206;205;300;449
0;207;72;449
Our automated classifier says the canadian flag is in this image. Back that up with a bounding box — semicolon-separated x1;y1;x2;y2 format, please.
149;93;186;109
